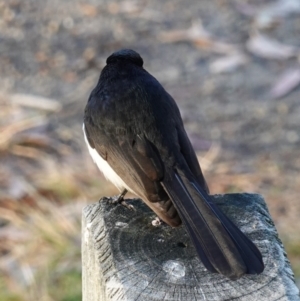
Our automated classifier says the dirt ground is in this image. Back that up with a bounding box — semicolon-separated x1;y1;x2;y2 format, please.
0;0;300;299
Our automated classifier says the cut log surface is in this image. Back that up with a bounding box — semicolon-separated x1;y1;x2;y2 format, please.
82;193;300;301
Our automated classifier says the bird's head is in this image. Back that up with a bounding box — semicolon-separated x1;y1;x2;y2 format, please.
106;49;144;67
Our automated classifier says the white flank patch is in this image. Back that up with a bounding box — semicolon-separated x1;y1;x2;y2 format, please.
82;123;134;193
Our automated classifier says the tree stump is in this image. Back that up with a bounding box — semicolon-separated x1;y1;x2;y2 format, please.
82;193;300;301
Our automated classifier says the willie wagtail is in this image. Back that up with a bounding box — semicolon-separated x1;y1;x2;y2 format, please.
83;49;264;280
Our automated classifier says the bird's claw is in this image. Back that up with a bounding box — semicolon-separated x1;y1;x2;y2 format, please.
101;189;135;211
119;199;136;211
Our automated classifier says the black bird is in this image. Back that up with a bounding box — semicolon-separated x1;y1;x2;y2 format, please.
83;49;264;280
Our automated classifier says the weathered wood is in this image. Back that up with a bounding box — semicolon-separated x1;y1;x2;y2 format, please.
82;193;300;301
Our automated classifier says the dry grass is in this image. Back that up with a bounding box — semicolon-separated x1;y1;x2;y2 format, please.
0;94;116;301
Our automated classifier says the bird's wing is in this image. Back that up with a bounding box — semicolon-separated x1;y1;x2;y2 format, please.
83;119;182;227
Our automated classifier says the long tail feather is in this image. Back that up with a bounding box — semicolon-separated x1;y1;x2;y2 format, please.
162;168;264;280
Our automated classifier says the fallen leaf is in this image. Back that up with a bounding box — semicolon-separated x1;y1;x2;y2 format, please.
270;68;300;99
236;0;300;29
10;94;62;112
209;52;248;74
158;21;238;54
79;4;98;17
255;0;300;29
107;1;141;15
246;33;299;60
158;20;210;43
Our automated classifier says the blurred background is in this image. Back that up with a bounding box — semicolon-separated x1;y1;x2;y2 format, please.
0;0;300;300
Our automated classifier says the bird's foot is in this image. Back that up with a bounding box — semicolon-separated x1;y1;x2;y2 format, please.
112;196;135;211
102;189;135;211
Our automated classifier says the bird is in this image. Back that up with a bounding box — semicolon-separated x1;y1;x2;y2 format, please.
83;49;264;280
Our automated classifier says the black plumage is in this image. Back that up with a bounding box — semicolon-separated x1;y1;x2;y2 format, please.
83;49;264;280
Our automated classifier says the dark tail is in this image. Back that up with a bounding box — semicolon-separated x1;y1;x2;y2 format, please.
162;168;264;280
